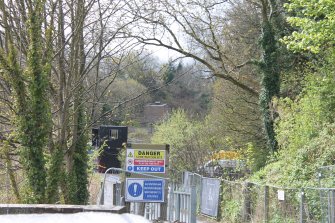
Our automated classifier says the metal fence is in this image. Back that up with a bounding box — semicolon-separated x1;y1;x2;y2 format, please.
179;170;335;223
220;180;335;223
167;182;197;223
97;168;335;223
97;168;188;222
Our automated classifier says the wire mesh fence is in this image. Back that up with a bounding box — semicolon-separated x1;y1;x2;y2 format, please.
220;179;244;222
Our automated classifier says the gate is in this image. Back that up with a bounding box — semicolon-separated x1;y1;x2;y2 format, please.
167;183;197;223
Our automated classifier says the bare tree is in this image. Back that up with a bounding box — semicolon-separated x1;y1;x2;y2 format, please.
0;0;147;203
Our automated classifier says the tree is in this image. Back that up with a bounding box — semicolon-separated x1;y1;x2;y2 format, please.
206;79;265;151
151;109;209;178
258;0;282;152
0;0;147;203
159;61;212;117
283;0;335;54
99;78;152;125
0;0;52;203
252;0;335;191
122;0;290;155
123;0;260;97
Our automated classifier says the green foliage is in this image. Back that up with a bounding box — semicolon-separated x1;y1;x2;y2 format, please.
222;199;241;223
68;105;89;204
206;79;265;153
151;109;208;178
243;143;269;172
17;0;52;203
276;72;335;154
65;171;78;204
0;141;21;202
259;20;281;153
100;78;151;125
254;0;335;193
252;64;335;187
283;0;335;53
269;213;295;223
87;145;103;175
220;182;242;223
163;61;179;84
46;147;64;203
0;14;51;202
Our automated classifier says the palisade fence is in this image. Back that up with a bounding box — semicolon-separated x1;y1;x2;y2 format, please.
97;168;198;223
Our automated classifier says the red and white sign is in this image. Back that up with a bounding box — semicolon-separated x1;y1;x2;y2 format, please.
134;160;164;166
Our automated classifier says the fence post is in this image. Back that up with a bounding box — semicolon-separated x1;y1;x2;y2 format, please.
160;192;168;221
168;184;174;222
264;185;269;223
190;185;197;223
242;182;252;222
199;175;203;212
176;194;181;221
330;190;335;223
114;183;121;206
300;188;305;223
139;202;145;216
97;182;104;205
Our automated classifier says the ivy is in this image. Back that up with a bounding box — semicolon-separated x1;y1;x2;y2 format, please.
18;0;51;203
69;104;89;204
259;20;281;153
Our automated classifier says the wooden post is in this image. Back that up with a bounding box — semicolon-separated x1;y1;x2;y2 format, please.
242;182;252;221
264;186;269;223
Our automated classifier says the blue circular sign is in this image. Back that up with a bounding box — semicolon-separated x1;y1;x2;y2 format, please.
128;166;133;171
128;183;142;197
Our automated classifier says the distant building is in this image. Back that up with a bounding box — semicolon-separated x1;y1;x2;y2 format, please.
143;102;171;125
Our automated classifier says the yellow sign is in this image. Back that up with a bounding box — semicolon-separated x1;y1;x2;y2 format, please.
135;150;165;159
212;150;241;160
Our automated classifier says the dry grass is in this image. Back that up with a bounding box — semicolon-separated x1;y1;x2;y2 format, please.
88;172;104;205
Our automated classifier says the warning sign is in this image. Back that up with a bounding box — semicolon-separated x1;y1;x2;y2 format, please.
127;151;133;157
135;150;165;159
126;148;166;174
